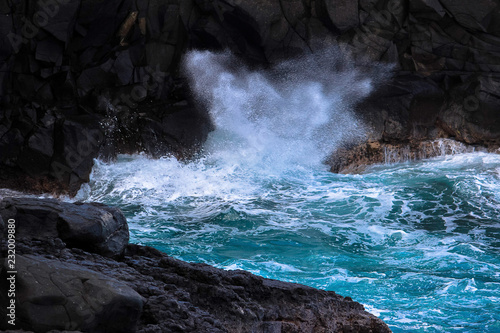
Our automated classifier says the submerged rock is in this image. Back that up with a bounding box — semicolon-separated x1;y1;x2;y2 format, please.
0;197;392;333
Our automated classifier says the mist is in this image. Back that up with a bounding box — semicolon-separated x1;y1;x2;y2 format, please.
184;48;390;169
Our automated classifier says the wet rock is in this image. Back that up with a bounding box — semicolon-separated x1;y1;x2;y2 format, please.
2;0;500;191
0;197;129;258
329;138;489;173
138;104;213;159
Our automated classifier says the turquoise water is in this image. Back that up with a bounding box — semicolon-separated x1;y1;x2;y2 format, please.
81;50;500;331
83;152;500;333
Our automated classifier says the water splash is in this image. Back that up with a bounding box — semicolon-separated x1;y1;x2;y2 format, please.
75;48;500;333
81;152;500;333
184;48;389;169
383;139;481;164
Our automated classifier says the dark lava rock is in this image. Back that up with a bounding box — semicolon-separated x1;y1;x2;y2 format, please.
0;110;105;196
0;197;129;258
0;197;392;333
0;255;143;333
0;0;212;196
1;0;500;190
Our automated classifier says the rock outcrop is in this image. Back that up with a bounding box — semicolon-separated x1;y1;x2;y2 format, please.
0;197;129;257
0;197;392;333
1;0;500;191
3;255;143;333
0;0;213;195
328;138;492;173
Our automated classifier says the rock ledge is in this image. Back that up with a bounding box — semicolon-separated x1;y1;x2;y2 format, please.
0;197;392;333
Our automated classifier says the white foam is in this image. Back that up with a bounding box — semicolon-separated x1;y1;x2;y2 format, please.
363;304;386;317
184;49;389;169
78;55;500;333
262;261;303;272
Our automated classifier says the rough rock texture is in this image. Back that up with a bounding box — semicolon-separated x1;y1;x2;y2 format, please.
0;197;129;257
1;0;500;190
0;0;213;195
0;197;392;333
1;255;143;333
329;138;494;173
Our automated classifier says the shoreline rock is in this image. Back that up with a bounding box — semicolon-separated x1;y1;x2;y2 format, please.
3;254;143;333
328;138;499;173
0;197;129;258
0;197;392;333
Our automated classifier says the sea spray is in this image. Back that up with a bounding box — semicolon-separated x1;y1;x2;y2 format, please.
79;49;500;333
84;152;500;333
184;48;390;169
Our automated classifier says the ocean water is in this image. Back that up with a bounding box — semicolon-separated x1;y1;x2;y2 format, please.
80;50;500;332
82;152;500;332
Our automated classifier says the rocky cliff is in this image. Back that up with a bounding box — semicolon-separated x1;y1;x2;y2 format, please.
2;2;498;331
1;0;499;190
0;196;391;333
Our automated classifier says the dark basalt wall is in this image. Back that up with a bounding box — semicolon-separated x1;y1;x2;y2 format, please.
1;0;500;193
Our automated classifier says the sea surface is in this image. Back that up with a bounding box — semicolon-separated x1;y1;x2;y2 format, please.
81;50;500;332
80;152;500;333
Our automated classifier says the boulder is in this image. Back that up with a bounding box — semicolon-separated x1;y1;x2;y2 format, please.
0;255;143;332
0;197;129;258
328;139;483;173
131;248;391;333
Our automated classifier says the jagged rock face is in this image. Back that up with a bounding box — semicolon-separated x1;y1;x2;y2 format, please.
1;0;500;192
0;0;212;195
0;197;392;332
